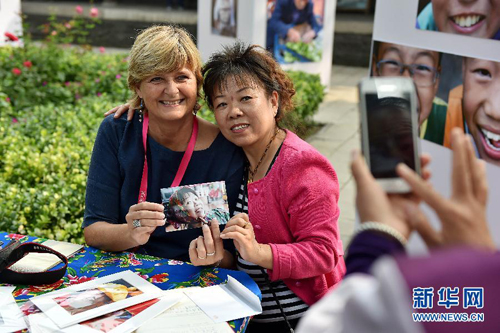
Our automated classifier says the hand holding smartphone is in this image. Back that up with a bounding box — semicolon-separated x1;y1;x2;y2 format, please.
358;77;421;193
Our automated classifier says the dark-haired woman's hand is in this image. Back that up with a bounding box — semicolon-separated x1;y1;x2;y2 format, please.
221;213;273;269
104;103;136;121
125;202;165;246
189;219;225;266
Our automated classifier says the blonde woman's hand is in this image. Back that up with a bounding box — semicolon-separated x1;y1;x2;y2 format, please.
397;129;494;251
103;103;136;121
125;202;165;246
189;219;225;266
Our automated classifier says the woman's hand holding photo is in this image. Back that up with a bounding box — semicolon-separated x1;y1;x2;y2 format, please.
220;213;273;269
125;202;166;246
189;219;226;266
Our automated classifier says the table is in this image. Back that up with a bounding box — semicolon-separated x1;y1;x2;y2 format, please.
1;232;260;333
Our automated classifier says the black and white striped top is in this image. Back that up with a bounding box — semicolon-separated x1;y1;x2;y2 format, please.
234;149;308;323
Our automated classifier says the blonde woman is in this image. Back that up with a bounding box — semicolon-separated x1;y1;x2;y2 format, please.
83;25;244;267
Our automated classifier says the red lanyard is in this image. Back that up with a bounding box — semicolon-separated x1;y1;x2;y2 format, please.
138;112;199;203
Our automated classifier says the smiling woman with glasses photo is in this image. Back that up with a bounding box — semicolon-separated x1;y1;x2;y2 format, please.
372;41;448;146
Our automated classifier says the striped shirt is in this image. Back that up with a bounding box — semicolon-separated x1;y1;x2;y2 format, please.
234;148;308;323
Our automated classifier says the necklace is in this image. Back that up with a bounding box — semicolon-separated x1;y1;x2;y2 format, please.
247;127;280;184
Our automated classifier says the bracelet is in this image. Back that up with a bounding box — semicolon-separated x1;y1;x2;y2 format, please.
212;259;222;268
355;222;408;247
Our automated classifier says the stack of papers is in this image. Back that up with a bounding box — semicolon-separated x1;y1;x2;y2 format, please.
136;277;262;333
13;270;262;333
0;286;28;332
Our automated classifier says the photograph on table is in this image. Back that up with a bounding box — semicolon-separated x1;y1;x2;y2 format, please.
370;40;500;169
212;0;237;38
266;0;325;64
161;181;230;232
416;0;500;41
30;270;161;329
53;279;143;316
29;295;182;333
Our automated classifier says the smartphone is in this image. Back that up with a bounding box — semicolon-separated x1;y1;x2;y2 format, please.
358;77;421;193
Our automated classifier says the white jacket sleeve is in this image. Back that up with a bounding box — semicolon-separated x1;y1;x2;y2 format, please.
296;256;424;333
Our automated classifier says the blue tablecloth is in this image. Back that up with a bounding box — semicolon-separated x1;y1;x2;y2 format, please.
1;232;260;332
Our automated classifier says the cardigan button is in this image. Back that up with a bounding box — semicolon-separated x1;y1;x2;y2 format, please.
253;188;259;194
254;225;261;230
295;281;302;287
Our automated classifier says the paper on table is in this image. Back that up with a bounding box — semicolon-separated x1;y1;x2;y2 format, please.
136;289;233;333
184;276;262;323
30;270;162;329
0;286;28;333
10;239;83;273
29;292;183;333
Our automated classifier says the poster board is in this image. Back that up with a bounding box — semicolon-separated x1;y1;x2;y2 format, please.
0;0;23;47
370;0;500;253
197;0;336;88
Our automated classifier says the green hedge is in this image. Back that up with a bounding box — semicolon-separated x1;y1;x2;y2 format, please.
0;43;324;244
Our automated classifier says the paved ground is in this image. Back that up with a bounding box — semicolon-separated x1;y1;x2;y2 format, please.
307;65;369;248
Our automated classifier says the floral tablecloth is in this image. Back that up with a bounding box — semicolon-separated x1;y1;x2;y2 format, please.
2;232;260;333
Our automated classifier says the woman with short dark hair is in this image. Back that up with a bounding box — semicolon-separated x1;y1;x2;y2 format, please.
205;42;345;331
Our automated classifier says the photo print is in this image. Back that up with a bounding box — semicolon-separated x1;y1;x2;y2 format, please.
266;0;325;64
212;0;237;38
78;299;159;332
370;40;500;169
30;270;161;329
53;279;143;316
161;181;230;232
416;0;500;41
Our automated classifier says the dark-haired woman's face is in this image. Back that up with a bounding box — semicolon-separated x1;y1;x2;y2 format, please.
182;192;205;219
211;77;279;149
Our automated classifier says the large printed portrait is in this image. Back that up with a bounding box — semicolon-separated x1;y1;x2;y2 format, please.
416;0;500;41
212;0;237;38
266;0;325;64
370;40;500;168
161;181;230;232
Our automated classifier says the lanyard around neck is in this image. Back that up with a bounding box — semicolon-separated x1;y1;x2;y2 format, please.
138;112;199;203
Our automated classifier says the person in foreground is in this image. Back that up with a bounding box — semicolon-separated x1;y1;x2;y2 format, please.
202;42;346;331
296;129;499;333
83;25;244;266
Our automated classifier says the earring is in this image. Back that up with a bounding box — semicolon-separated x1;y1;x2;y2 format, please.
138;98;144;122
192;103;200;116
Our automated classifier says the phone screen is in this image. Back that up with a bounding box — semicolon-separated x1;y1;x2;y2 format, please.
365;93;416;178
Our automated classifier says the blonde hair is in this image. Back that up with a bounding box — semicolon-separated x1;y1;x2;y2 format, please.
127;25;203;110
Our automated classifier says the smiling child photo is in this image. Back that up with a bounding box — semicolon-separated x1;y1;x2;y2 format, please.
161;181;230;232
416;0;500;40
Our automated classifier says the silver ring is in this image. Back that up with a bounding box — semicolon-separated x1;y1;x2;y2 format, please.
132;219;141;228
198;255;206;260
206;252;216;256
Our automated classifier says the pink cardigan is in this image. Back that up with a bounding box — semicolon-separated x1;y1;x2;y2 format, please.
247;131;346;306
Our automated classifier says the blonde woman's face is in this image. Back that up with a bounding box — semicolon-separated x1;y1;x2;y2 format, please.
136;67;198;122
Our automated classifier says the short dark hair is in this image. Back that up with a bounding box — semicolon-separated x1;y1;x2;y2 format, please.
202;42;296;122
